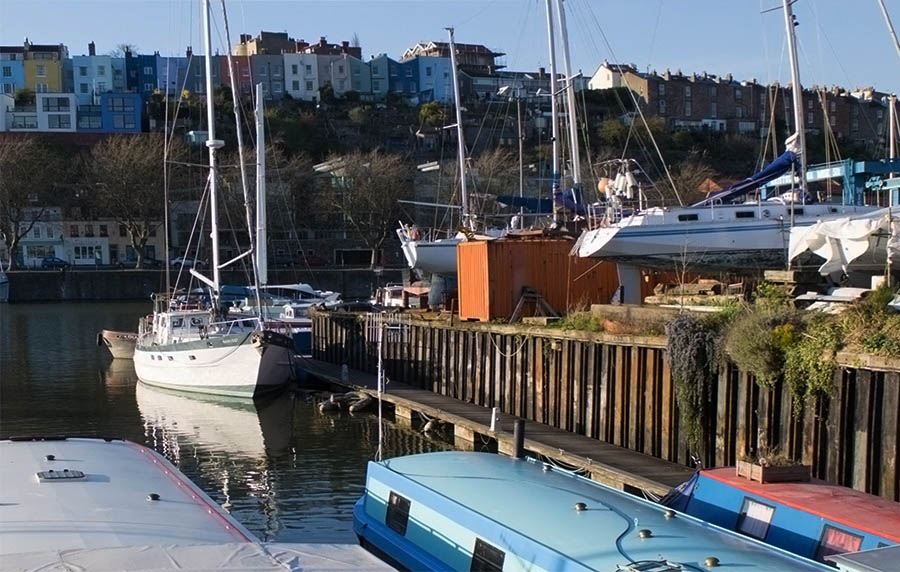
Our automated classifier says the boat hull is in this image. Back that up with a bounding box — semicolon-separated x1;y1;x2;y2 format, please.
134;331;294;398
400;238;461;275
99;329;137;359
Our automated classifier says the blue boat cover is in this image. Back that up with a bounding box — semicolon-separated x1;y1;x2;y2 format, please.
693;150;799;207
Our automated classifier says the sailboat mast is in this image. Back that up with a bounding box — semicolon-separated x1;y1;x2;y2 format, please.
202;0;222;295
256;83;268;287
446;27;472;230
545;0;561;223
782;0;808;201
878;0;900;63
555;0;581;191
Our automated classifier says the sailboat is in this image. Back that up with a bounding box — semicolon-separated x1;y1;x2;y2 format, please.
574;0;879;282
133;0;294;399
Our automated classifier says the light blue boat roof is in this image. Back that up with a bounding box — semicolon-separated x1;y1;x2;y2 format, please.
380;452;830;570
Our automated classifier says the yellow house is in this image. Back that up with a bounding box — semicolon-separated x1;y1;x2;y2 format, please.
22;41;68;93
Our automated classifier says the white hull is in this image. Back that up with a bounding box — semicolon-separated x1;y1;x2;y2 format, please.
399;236;461;275
134;333;294;398
99;329;137;359
577;204;877;273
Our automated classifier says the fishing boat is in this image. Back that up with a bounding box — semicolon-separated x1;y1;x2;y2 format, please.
97;328;137;359
134;3;294;399
353;451;832;571
0;436;388;570
663;467;900;564
575;0;880;278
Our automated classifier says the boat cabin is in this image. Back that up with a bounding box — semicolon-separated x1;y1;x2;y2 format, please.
666;468;900;565
354;452;832;571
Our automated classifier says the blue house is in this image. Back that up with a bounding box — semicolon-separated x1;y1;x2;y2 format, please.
0;58;25;96
76;92;142;133
390;56;453;104
126;51;159;99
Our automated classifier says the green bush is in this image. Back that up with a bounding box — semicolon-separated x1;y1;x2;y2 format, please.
724;308;801;387
783;316;843;413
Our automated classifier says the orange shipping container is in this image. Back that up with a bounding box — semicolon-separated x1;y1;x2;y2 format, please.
457;238;620;321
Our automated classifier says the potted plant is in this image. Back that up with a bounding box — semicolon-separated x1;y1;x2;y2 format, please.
736;448;810;484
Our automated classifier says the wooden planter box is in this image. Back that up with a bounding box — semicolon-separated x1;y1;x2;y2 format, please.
736;460;811;484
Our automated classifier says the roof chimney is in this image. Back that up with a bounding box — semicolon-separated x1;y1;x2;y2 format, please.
88;41;96;56
539;66;545;77
319;36;327;46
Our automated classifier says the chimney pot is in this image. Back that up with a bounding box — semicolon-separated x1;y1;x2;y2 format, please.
88;41;96;56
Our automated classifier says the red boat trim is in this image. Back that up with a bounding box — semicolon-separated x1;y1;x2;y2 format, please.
125;440;253;542
702;468;900;543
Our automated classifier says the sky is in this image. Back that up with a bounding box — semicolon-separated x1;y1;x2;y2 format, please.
2;0;898;94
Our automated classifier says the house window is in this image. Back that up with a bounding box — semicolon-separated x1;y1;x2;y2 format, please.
808;111;814;125
385;492;410;535
426;66;432;77
684;85;691;98
84;224;94;237
709;86;717;98
305;64;312;74
119;225;127;237
830;115;836;127
291;64;298;75
2;66;11;77
242;66;250;77
734;87;742;100
47;114;71;129
807;98;813;110
78;115;102;129
816;526;863;561
99;224;108;237
98;65;106;76
109;244;118;263
658;100;666;114
260;66;267;76
43;97;70;111
273;66;281;76
2;83;12;94
292;80;300;91
273;83;281;93
711;101;717;118
373;80;380;91
658;83;665;96
36;64;46;77
406;68;413;77
144;82;153;92
33;226;41;239
338;79;345;90
12;115;38;128
306;80;313;91
736;106;744;119
372;65;379;75
144;66;153;75
684;101;691;116
97;82;106;92
80;83;88;93
70;225;79;237
471;538;505;572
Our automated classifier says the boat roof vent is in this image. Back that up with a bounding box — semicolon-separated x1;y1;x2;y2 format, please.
36;469;85;482
616;560;683;572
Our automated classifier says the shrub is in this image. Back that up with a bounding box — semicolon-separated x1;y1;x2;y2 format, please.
783;316;843;413
724;308;801;387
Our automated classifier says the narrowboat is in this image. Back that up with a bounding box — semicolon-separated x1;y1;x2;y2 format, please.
664;467;900;565
0;436;389;570
353;451;833;571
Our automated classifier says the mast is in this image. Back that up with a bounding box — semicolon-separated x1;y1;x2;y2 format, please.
256;83;268;287
878;0;900;64
783;0;808;207
446;27;472;230
202;0;222;295
545;0;561;223
555;0;582;192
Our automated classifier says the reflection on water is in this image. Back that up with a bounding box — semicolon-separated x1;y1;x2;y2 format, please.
0;302;449;543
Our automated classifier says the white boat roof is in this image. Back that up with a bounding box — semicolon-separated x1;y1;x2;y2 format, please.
0;438;254;554
0;543;391;571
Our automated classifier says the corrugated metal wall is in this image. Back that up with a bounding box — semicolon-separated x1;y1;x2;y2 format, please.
458;238;620;321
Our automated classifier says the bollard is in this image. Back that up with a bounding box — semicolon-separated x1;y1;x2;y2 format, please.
513;419;525;459
489;407;498;432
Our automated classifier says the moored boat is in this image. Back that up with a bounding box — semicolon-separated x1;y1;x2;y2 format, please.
353;451;832;570
97;328;137;359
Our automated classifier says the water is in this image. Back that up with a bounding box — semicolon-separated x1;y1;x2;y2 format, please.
0;301;449;543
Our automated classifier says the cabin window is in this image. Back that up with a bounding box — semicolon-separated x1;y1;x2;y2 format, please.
735;211;755;219
737;498;775;540
386;492;410;535
793;208;805;216
171;318;184;328
677;214;699;222
816;525;863;561
471;538;505;572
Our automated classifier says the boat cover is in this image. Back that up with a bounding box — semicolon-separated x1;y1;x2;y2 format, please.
0;543;391;571
788;207;900;275
693;149;799;207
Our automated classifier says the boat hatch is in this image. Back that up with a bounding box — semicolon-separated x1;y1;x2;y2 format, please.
386;492;410;535
37;469;85;481
616;560;683;571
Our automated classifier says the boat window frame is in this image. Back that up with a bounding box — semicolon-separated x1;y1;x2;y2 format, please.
470;538;505;572
735;211;755;219
677;213;700;222
815;524;864;562
736;496;776;541
386;491;411;536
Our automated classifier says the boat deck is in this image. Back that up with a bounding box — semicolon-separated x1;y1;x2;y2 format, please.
301;358;694;496
703;467;900;543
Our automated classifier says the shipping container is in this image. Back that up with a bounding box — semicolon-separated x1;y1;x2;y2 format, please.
457;237;620;321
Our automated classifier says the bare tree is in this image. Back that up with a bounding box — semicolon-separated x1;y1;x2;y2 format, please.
84;134;182;268
107;43;139;57
0;136;67;270
316;150;414;267
470;148;518;217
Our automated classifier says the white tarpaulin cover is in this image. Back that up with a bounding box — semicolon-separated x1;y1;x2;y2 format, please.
788;207;900;275
0;543;392;572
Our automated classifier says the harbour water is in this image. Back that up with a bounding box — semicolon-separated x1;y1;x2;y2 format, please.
0;301;449;543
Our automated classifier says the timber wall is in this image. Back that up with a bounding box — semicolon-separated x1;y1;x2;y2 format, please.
312;312;900;502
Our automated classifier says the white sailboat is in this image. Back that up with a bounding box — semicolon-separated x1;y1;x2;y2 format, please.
575;0;879;280
134;0;294;399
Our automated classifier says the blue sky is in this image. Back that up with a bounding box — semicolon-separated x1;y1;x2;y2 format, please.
2;0;898;94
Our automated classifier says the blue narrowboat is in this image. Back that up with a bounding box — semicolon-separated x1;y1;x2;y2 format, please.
664;467;900;565
353;451;834;571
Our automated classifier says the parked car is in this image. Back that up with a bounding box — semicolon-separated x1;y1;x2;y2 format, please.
40;256;70;269
118;257;163;269
170;256;206;268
